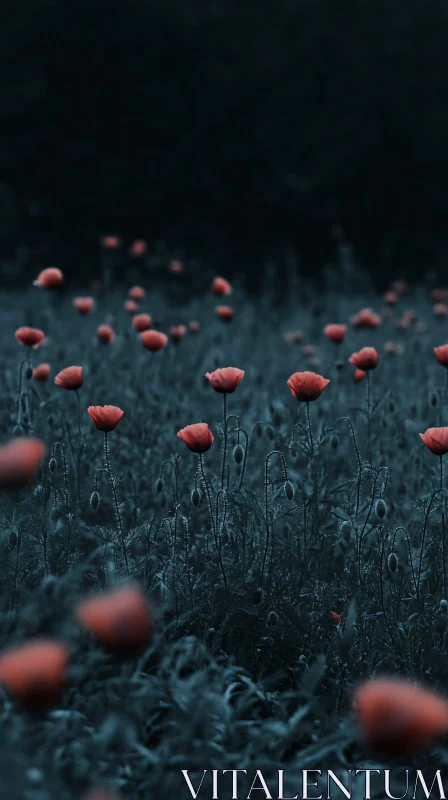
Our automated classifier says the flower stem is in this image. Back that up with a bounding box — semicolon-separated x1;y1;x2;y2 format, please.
221;393;227;490
104;431;129;576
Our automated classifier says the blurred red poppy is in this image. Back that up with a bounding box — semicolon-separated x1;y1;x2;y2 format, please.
33;267;63;288
384;291;398;305
284;330;304;344
353;368;366;383
205;367;245;393
390;280;407;294
216;305;233;322
212;276;232;296
434;303;448;318
33;363;51;382
55;366;83;390
287;371;330;401
74;297;95;316
420;427;448;456
351;308;381;328
15;327;45;348
101;235;121;249
384;341;404;356
330;611;344;625
435;345;448;366
97;324;116;344
124;299;139;314
0;438;46;489
169;259;184;273
141;330;168;351
82;789;121;800
0;639;69;710
324;324;346;343
353;677;448;756
129;286;146;301
132;313;152;332
432;289;448;302
170;325;187;343
130;240;147;257
177;423;214;453
188;320;200;333
88;405;124;432
302;345;315;357
75;584;153;655
349;347;378;371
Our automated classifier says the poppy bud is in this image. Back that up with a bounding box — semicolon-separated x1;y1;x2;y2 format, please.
290;446;297;458
255;423;263;438
51;506;62;522
331;435;339;449
268;611;278;627
9;531;17;548
12;425;23;437
49;457;57;473
284;480;294;500
335;360;345;371
233;443;244;464
34;484;44;499
375;499;387;519
47;415;54;427
298;654;307;665
191;488;200;507
340;521;352;543
441;599;448;611
25;367;33;380
253;587;264;604
266;425;274;440
388;552;398;573
430;392;439;408
90;491;100;511
156;478;163;493
208;627;216;636
22;413;29;426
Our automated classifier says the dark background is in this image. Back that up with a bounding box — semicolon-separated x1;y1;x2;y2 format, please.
1;0;448;286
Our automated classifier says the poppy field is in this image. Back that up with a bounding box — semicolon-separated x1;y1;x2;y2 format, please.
3;252;448;798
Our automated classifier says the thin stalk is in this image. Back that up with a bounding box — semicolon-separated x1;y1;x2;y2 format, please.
262;450;288;586
104;432;129;576
199;454;227;589
306;402;314;456
442;456;446;598
221;393;227;490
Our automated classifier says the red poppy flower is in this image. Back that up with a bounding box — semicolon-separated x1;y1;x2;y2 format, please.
130;239;147;257
73;297;95;315
390;280;407;294
129;286;146;301
88;405;124;432
324;324;346;343
75;584;153;655
349;347;378;371
15;327;45;348
169;259;184;273
353;677;448;756
435;345;448;366
384;341;404;356
284;330;304;344
177;423;214;453
170;325;187;343
0;438;46;489
205;367;245;393
384;291;398;305
216;305;233;322
351;308;381;328
302;344;315;357
54;366;83;391
97;324;116;344
435;303;448;318
212;276;232;296
432;289;448;302
330;611;344;625
188;320;200;333
132;313;152;332
124;300;139;314
0;639;70;710
101;235;121;249
141;330;168;352
33;267;63;288
287;371;330;402
420;427;448;456
353;368;366;383
33;363;51;382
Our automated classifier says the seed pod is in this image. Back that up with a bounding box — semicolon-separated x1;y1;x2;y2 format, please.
47;415;54;427
335;360;344;371
49;457;57;473
25;367;33;380
90;491;100;511
375;498;387;519
331;435;339;450
340;521;352;543
266;425;274;440
191;488;200;507
440;599;448;611
284;480;294;500
51;506;62;522
268;611;278;627
233;443;244;464
156;478;163;493
388;552;398;573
